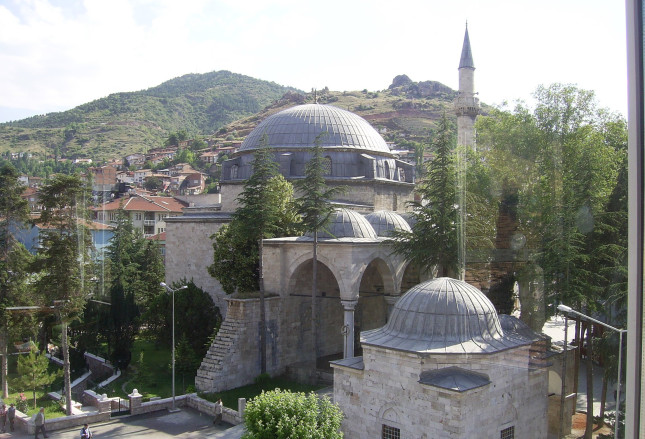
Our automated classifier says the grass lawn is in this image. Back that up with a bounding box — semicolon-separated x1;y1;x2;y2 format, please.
8;338;325;415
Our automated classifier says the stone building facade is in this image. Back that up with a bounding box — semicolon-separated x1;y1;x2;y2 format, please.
331;278;549;439
195;209;424;392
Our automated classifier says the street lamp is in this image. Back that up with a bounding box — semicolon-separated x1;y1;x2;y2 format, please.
557;304;626;439
160;282;187;412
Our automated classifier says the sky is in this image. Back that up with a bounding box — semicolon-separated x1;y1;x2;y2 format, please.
0;0;628;124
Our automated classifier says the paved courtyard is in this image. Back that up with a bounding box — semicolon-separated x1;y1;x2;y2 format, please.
0;407;244;439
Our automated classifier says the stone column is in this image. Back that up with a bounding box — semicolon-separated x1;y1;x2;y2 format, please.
384;296;400;320
341;300;358;358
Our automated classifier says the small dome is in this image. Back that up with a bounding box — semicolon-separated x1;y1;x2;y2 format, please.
364;211;412;237
239;104;390;153
362;278;537;354
306;208;377;239
399;212;417;228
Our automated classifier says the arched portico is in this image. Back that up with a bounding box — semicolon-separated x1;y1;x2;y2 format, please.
287;258;344;358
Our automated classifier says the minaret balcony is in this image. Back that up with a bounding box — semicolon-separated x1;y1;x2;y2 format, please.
454;94;480;117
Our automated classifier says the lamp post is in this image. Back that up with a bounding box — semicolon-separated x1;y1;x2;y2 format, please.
161;282;187;412
557;304;626;439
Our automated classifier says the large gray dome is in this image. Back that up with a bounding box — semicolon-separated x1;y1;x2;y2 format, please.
239;104;390;153
306;208;378;240
362;278;540;354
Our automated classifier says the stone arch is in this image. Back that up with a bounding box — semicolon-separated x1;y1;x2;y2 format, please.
401;261;425;292
355;257;395;356
286;252;347;295
548;370;562;395
287;257;343;358
378;403;404;437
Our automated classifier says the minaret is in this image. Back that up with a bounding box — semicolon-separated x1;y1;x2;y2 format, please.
454;24;480;282
455;24;480;149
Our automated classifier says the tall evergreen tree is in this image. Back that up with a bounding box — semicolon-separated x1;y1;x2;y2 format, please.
388;113;459;277
231;136;282;373
295;133;346;363
0;163;32;398
35;174;94;415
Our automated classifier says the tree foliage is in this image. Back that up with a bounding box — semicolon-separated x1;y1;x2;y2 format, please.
242;389;343;439
103;209;165;368
144;280;220;359
34;174;94;415
14;347;62;409
388;113;458;277
209;141;299;294
0;163;35;397
294;133;347;362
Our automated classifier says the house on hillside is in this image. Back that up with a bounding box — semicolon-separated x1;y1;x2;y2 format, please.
91;194;187;237
133;169;152;185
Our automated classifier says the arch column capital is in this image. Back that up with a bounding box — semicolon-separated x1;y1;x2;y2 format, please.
341;299;358;311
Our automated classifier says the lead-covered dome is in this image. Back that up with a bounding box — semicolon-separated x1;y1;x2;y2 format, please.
364;210;412;237
306;208;378;239
239;104;390;153
362;277;539;354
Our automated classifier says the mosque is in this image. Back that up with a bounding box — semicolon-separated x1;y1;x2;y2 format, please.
164;26;569;438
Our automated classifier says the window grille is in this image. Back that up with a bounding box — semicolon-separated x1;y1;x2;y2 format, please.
382;424;400;439
322;157;332;176
500;426;514;439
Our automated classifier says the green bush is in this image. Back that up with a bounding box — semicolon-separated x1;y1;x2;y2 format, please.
242;389;343;439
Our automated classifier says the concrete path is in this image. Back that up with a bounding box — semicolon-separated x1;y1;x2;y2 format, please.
0;407;245;439
542;315;623;416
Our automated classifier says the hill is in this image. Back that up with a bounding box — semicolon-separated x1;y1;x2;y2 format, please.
0;71;297;161
213;75;461;147
0;72;478;162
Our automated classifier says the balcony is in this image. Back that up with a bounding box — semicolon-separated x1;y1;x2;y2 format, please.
144;220;156;226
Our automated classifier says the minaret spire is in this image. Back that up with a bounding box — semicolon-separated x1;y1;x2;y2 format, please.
459;24;475;70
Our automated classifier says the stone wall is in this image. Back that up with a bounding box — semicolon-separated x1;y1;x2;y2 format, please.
165;209;230;313
84;352;115;383
196;297;283;392
333;346;548;439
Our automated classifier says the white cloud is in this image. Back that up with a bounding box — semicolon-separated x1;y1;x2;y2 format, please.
0;0;628;122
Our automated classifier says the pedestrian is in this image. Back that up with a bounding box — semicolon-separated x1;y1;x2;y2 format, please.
80;423;93;438
7;403;15;432
213;398;223;425
34;407;47;439
0;403;6;432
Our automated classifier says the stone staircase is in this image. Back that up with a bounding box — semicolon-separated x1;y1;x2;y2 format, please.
196;318;246;392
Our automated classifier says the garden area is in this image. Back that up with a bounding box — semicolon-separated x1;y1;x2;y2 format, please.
7;337;325;419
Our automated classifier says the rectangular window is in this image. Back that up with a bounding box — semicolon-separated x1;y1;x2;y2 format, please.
382;424;400;439
135;213;142;221
500;426;514;439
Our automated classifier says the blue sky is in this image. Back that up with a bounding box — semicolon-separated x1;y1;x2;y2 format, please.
0;0;628;123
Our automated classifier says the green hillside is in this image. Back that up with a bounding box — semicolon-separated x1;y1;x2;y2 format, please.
0;71;297;161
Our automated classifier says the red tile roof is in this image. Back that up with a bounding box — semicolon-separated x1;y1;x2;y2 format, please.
92;195;188;213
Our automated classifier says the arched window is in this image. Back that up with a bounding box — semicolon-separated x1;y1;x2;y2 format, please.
231;164;239;179
322;156;332;176
384;161;390;179
399;167;405;182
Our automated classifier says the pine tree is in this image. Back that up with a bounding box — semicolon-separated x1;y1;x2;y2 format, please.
232;136;281;373
14;347;61;409
388;113;459;277
295;133;346;363
0;163;32;398
35;174;94;415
